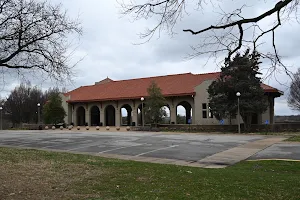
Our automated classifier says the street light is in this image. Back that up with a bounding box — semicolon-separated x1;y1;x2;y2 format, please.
141;97;144;127
37;103;41;125
236;92;241;134
0;105;3;130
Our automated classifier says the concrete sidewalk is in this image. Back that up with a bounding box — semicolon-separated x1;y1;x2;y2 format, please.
196;137;287;168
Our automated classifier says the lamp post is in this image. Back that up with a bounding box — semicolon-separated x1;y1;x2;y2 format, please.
37;103;41;125
236;92;241;134
141;97;144;127
0;105;3;130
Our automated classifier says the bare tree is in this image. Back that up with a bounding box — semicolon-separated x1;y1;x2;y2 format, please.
4;82;62;125
0;0;81;82
119;0;298;75
288;68;300;111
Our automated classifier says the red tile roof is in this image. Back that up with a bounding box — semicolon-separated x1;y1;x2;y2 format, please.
65;72;282;102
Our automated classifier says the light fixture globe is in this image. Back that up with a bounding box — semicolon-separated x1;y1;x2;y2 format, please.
141;97;144;101
236;92;241;97
37;103;41;107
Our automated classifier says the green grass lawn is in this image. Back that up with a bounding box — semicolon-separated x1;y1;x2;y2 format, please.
285;136;300;142
0;147;299;200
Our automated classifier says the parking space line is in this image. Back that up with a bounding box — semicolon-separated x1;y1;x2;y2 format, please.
98;143;147;154
41;142;79;149
0;141;29;146
134;145;179;157
67;142;103;151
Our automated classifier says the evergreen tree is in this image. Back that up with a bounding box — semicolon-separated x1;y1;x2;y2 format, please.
144;81;167;126
208;49;268;130
43;94;66;124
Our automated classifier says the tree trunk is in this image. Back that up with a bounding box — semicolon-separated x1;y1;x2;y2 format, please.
242;114;253;132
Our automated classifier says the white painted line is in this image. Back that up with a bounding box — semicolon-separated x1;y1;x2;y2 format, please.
17;143;34;147
98;143;147;154
41;143;66;149
1;141;29;147
134;145;179;157
41;140;91;149
67;142;102;151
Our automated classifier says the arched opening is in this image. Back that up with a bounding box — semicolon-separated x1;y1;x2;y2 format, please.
105;105;115;126
90;106;100;126
121;104;132;126
77;106;86;126
176;101;192;124
161;105;170;124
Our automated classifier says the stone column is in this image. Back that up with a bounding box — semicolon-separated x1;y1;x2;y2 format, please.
100;108;105;126
116;108;121;127
67;104;70;124
72;105;76;125
85;104;90;126
170;105;177;124
191;101;195;125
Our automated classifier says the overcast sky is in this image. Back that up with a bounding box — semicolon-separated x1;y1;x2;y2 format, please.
1;0;299;116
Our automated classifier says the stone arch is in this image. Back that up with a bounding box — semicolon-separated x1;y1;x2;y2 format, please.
76;106;86;126
176;101;192;124
105;105;115;126
90;105;100;126
120;104;132;126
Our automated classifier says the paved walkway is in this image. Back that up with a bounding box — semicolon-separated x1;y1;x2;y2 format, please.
197;137;287;168
0;130;290;168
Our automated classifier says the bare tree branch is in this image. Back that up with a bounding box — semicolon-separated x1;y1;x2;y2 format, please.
0;0;82;83
120;0;300;77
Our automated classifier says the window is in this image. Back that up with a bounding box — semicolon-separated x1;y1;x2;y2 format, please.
202;103;208;118
202;111;207;118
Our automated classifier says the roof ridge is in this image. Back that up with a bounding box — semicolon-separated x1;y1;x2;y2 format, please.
193;72;220;75
67;72;221;93
112;72;193;83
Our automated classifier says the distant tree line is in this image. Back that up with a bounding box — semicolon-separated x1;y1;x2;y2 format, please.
1;82;66;126
275;115;300;123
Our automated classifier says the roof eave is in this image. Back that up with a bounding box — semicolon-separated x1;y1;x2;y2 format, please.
66;92;196;103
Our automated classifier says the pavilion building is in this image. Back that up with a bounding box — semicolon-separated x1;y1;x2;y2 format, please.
61;72;283;126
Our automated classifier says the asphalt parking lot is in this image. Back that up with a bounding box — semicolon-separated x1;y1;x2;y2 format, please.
0;130;264;161
249;142;300;161
0;130;298;165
